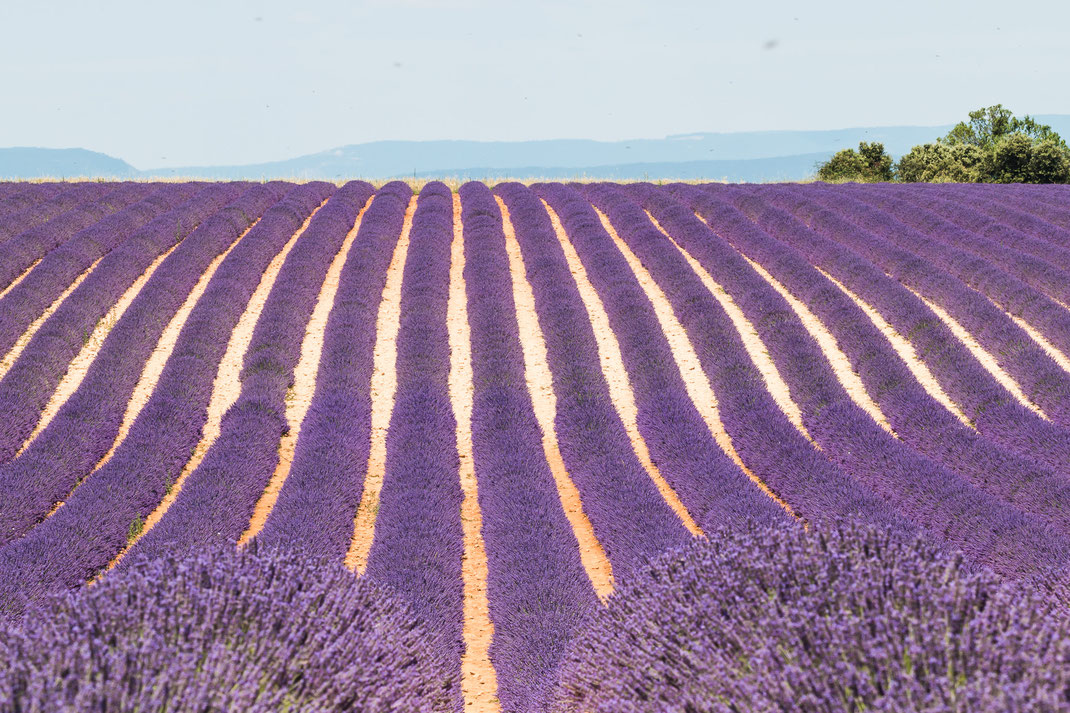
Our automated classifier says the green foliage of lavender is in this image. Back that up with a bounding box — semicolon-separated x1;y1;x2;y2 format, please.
0;545;457;712
551;521;1070;713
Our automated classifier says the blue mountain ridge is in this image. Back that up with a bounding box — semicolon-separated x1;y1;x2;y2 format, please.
4;116;1069;181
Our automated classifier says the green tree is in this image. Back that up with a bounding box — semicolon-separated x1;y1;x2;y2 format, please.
897;105;1070;183
945;105;1067;150
816;141;894;182
896;142;986;183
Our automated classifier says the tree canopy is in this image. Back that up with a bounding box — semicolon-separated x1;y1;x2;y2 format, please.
816;105;1070;184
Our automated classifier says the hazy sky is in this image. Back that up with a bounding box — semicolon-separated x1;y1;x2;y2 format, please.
3;0;1068;168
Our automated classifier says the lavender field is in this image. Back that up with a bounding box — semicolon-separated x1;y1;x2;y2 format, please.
0;179;1069;712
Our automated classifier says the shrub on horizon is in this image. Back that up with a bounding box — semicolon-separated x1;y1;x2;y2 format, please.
0;543;457;712
550;521;1070;713
898;105;1070;183
816;141;895;183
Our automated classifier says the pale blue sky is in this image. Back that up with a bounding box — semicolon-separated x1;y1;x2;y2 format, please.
2;0;1068;168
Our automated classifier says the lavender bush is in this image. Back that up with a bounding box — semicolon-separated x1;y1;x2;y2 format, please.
551;521;1070;713
0;544;457;712
0;184;286;546
257;181;412;556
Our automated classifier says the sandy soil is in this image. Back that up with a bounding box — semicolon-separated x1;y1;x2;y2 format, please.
109;202;326;567
239;195;375;546
448;194;501;713
741;254;896;436
0;257;104;382
1001;305;1070;377
345;196;417;574
595;208;796;519
542;200;702;536
0;259;42;301
649;212;812;443
819;270;973;429
909;287;1049;420
19;244;181;456
89;219;262;479
497;196;615;601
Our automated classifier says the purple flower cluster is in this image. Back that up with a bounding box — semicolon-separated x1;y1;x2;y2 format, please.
0;183;67;219
0;183;155;289
531;182;719;553
586;181;888;531
128;181;375;562
0;182;334;618
0;544;457;712
0;183;226;464
362;182;464;711
769;185;1070;427
463;182;599;711
0;184;287;547
551;521;1070;713
878;184;1070;303
257;181;413;556
712;185;1070;485
667;184;1068;577
954;183;1070;234
0;183;117;244
662;184;1070;539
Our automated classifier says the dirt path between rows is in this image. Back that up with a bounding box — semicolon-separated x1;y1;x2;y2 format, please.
819;270;973;429
20;243;181;455
908;287;1048;420
742;254;896;436
109;202;326;567
0;259;41;301
497;195;615;601
448;193;501;713
1000;305;1070;377
543;200;702;536
596;208;795;519
648;212;812;443
345;196;417;574
0;257;104;382
239;195;375;546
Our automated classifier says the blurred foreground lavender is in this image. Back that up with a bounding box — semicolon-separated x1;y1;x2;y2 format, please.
0;544;456;712
551;521;1070;713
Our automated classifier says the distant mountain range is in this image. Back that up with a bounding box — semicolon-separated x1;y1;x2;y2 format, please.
5;116;1070;182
